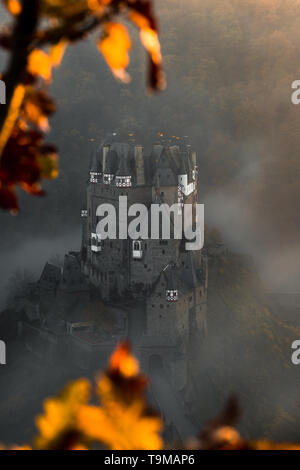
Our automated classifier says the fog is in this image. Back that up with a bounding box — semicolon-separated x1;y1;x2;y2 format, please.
1;0;300;296
1;0;300;443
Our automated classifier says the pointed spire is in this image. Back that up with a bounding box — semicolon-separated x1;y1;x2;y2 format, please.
178;153;188;175
89;144;102;183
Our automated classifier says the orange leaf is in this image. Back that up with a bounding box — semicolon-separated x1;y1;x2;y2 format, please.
23;101;49;132
98;23;131;83
28;50;52;82
140;28;162;65
4;0;21;16
49;40;67;67
109;342;139;378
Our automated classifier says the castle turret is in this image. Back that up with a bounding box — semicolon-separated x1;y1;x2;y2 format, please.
103;147;116;185
89;146;102;183
115;143;132;187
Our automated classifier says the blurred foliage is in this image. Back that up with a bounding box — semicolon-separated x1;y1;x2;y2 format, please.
0;0;164;211
1;342;300;450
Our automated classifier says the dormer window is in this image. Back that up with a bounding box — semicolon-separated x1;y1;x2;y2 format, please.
103;174;114;185
132;240;143;259
116;176;132;187
91;233;102;252
166;289;178;302
90;172;101;183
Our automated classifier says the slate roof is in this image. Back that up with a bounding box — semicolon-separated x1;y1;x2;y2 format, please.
39;263;61;288
89;140;195;187
151;252;204;297
60;253;88;291
90;145;102;173
114;143;133;176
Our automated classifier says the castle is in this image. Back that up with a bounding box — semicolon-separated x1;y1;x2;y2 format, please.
16;135;208;419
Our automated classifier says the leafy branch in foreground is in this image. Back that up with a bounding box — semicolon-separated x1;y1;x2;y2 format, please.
0;0;165;212
1;342;300;450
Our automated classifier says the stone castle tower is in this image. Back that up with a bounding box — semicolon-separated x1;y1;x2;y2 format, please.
16;135;208;408
80;136;208;378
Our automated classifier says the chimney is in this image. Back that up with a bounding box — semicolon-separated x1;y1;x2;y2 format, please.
102;144;110;173
134;145;145;186
192;151;197;167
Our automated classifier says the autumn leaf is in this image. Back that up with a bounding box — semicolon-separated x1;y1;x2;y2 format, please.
49;39;67;67
23;90;56;132
28;50;52;82
129;4;165;90
78;343;163;450
98;23;132;83
35;378;91;450
4;0;22;16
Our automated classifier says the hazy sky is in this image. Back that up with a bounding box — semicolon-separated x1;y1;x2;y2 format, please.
1;0;300;302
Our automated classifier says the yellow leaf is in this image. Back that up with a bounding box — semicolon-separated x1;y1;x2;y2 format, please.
78;390;163;450
140;28;162;65
129;11;162;65
35;378;90;450
98;23;131;83
23;101;49;132
49;40;67;67
28;50;52;81
109;341;139;378
37;152;59;179
4;0;21;16
129;11;150;30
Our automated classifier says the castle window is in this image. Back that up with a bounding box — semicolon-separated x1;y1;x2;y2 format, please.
132;240;143;259
103;174;114;185
166;289;178;302
90;172;101;183
91;233;102;253
116;176;132;188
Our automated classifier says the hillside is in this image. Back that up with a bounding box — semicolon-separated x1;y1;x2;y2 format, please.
188;250;300;441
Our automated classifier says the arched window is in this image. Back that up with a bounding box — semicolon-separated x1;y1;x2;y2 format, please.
132;240;142;259
91;233;102;253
